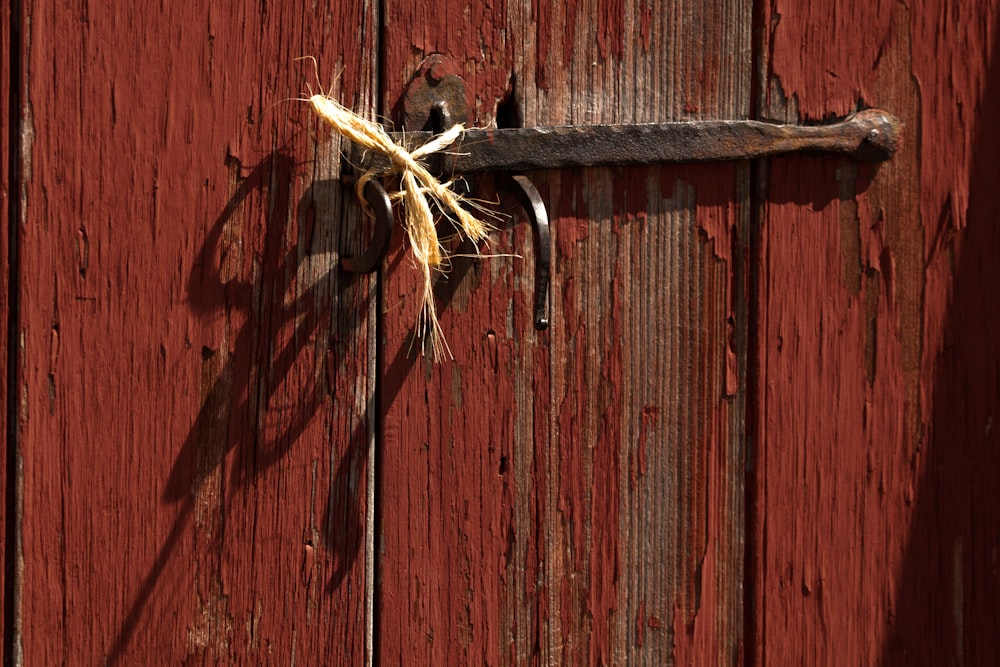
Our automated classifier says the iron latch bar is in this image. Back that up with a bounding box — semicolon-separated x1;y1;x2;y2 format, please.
339;56;901;333
348;109;900;175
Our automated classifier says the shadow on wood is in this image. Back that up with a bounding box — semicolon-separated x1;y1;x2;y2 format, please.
108;153;370;663
881;11;1000;664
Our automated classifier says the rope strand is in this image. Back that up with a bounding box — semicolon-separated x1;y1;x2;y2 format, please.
308;94;490;359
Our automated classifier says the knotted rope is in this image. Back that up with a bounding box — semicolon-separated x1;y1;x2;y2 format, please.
308;94;490;359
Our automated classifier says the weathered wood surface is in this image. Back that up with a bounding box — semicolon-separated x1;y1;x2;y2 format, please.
11;0;998;664
377;1;749;663
752;0;1000;663
13;3;378;663
1;6;14;665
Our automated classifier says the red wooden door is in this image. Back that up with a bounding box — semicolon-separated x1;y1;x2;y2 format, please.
6;3;381;664
751;1;1000;664
375;3;748;665
3;0;999;665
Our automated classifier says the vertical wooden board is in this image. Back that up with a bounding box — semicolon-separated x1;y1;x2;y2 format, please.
753;0;1000;663
18;3;377;663
378;1;750;664
0;3;14;661
375;6;537;664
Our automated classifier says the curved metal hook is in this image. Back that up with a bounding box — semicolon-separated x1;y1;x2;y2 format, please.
340;179;394;274
497;173;551;330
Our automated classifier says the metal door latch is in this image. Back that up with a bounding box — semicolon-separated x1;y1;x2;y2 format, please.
340;56;901;330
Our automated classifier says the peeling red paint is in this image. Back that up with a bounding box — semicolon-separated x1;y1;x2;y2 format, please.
725;317;738;397
585;255;626;666
639;3;653;50
596;0;627;59
562;0;580;70
301;543;315;588
535;2;552;91
754;0;1000;661
767;0;895;119
0;2;10;646
671;601;692;666
11;0;759;664
554;181;590;262
16;2;378;663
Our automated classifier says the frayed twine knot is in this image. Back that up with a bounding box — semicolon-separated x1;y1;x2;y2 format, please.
308;94;492;360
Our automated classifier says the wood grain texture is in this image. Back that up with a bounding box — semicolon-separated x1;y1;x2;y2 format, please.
1;4;15;664
753;0;1000;663
378;1;750;663
15;3;378;663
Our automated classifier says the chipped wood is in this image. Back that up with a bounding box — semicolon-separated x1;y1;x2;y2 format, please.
377;1;749;664
752;0;1000;663
13;3;378;663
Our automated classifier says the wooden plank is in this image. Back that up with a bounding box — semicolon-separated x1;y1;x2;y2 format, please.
752;0;1000;663
378;1;750;663
1;3;14;663
16;4;377;663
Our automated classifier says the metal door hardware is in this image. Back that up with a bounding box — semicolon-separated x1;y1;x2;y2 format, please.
348;110;900;174
339;56;901;331
496;172;551;329
339;179;393;274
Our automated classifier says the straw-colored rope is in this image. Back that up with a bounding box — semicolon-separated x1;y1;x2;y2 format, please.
308;94;490;359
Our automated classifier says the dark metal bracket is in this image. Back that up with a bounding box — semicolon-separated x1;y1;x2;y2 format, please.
496;173;551;330
340;56;902;332
339;179;393;274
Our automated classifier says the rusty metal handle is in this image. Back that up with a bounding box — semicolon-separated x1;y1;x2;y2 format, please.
340;61;902;341
340;111;903;318
496;173;551;330
339;179;393;274
340;58;903;344
349;109;902;175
